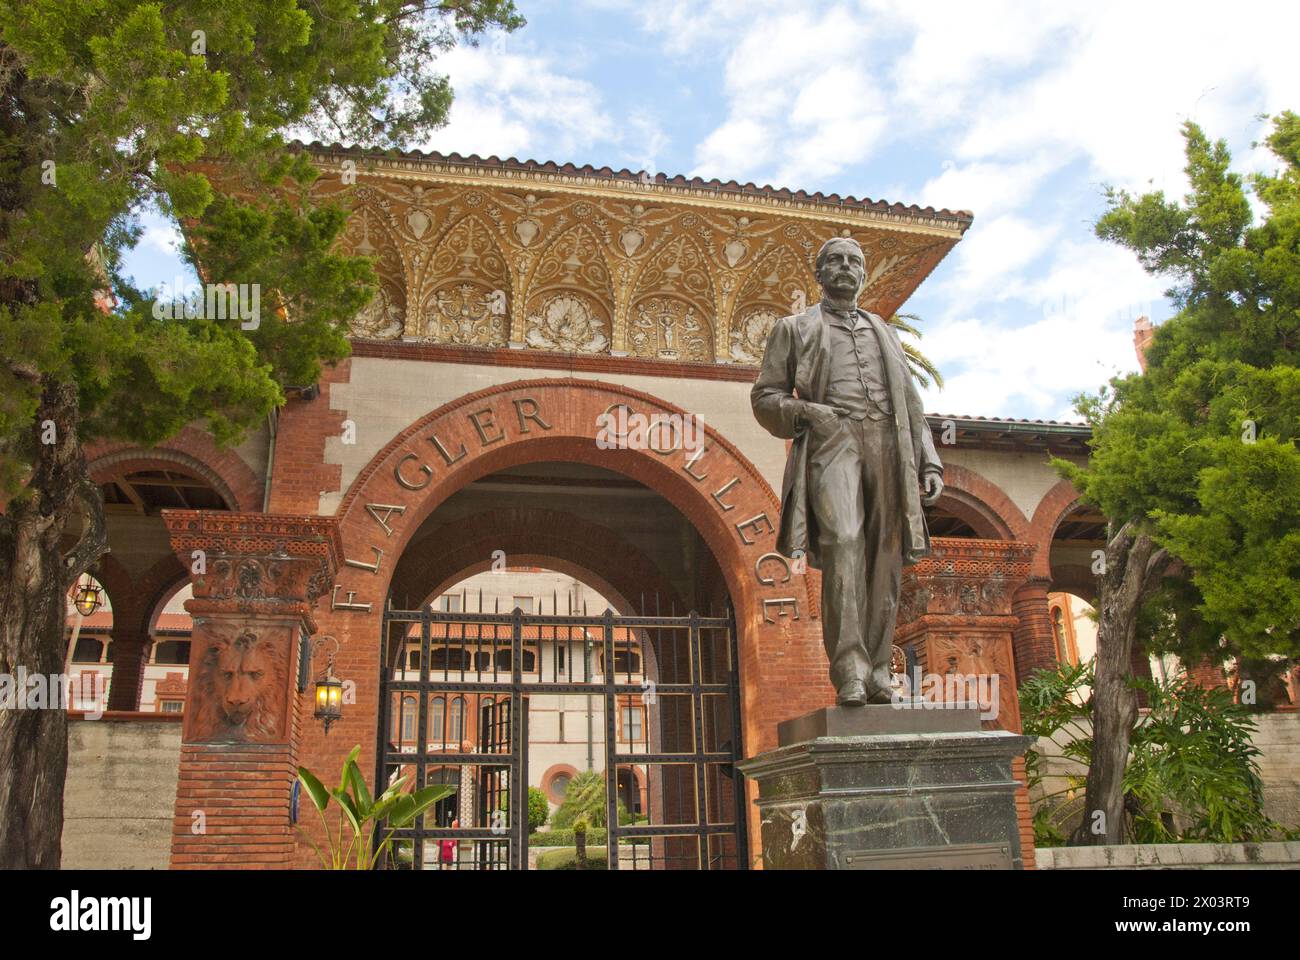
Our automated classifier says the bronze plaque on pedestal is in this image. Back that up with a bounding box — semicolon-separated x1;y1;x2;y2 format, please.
843;843;1013;870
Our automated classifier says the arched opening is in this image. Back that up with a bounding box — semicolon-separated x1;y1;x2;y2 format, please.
375;457;744;871
315;377;823;872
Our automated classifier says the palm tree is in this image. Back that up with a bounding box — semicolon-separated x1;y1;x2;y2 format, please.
887;312;944;389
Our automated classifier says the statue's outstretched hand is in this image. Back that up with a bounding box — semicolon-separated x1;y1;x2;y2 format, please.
921;472;943;507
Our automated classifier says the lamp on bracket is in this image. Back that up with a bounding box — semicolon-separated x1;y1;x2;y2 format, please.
310;635;343;734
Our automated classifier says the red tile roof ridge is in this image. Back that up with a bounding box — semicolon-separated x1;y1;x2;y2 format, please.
290;140;974;227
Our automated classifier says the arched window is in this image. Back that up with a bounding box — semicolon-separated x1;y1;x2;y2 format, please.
431;696;446;743
400;696;417;743
449;697;465;743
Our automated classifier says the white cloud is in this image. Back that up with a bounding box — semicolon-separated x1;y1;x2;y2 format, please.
141;222;183;256
918;239;1168;418
939;215;1060;303
415;44;667;168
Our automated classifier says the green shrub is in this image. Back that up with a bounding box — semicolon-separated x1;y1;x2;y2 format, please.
550;770;630;829
531;827;607;847
1019;659;1287;845
527;786;549;834
536;846;608;870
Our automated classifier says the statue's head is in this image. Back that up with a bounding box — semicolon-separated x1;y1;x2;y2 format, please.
815;237;865;301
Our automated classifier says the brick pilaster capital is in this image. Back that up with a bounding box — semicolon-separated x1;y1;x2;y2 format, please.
160;510;342;611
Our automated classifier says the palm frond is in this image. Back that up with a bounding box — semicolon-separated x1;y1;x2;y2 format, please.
885;312;944;389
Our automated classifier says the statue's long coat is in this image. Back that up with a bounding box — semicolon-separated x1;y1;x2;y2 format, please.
750;303;942;570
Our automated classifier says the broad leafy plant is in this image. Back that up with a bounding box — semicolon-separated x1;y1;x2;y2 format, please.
296;745;454;870
1020;660;1286;845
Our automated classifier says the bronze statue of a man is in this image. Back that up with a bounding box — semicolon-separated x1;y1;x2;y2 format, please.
751;237;944;706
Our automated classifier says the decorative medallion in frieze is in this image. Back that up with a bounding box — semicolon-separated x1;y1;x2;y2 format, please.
287;152;969;356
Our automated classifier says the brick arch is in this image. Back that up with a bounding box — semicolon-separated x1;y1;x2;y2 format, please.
92;552;133;621
139;555;191;633
932;462;1029;541
388;508;686;616
1028;478;1085;579
86;425;262;513
1049;564;1099;607
333;378;810;629
316;377;823;846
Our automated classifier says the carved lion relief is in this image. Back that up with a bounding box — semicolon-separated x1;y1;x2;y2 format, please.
190;628;288;743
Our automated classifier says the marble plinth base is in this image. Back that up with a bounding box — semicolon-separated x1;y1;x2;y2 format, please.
737;705;1032;870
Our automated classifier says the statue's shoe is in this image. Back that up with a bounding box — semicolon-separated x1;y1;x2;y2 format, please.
836;680;867;706
864;687;893;705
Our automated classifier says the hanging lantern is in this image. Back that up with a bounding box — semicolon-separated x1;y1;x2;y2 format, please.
73;578;103;617
312;636;343;733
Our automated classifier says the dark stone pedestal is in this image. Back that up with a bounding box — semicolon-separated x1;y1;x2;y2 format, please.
737;704;1032;869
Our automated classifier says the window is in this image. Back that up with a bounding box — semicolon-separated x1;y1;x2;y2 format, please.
153;640;191;665
407;649;421;671
158;700;184;714
495;648;536;672
622;705;644;741
556;646;566;673
549;772;572;803
601;647;641;675
474;651;493;671
449;697;465;742
71;637;104;664
401;696;417;742
431;697;446;742
1052;608;1068;662
430;648;471;671
512;596;534;614
440;595;462;613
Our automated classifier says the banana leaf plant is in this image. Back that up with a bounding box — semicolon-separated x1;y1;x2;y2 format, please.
296;745;455;869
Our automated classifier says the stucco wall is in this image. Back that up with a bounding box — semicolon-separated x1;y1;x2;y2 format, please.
61;716;182;869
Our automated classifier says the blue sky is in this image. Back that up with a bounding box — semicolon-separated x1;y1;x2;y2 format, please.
123;0;1300;421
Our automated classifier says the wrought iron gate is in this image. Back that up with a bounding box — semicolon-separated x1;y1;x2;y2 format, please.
376;598;747;870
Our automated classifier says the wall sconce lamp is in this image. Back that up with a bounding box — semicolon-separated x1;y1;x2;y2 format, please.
311;635;343;734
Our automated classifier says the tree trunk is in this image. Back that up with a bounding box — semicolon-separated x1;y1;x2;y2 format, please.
0;379;106;869
1076;523;1166;846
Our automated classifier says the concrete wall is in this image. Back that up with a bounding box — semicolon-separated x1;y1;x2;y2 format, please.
1038;841;1300;869
62;715;182;869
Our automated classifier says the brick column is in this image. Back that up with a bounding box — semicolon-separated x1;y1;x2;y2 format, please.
1011;578;1056;685
106;627;152;711
161;510;341;869
896;538;1037;867
1187;657;1229;690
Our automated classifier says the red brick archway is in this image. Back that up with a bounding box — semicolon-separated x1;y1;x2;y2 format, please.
1029;478;1085;580
936;462;1030;541
87;425;263;513
299;377;823;867
388;507;690;616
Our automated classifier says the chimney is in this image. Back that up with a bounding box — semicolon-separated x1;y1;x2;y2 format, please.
1133;315;1154;372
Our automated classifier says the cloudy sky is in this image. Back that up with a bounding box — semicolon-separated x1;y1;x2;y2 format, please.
124;0;1299;421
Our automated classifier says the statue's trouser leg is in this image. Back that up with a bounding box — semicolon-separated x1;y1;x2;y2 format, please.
808;416;869;692
859;418;904;696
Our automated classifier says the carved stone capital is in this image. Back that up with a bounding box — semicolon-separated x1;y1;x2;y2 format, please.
161;510;343;609
900;537;1035;621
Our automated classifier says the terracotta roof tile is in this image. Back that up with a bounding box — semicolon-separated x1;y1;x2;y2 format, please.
291;141;974;228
